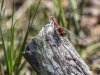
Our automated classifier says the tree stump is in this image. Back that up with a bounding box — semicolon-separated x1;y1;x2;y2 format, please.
23;18;93;75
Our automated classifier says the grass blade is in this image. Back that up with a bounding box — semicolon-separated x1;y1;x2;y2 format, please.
53;0;67;28
0;0;10;74
69;0;80;35
14;0;41;74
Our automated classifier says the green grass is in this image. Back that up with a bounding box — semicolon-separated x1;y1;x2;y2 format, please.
0;0;41;75
53;0;67;28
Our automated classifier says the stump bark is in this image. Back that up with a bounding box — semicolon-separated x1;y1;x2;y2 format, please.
23;19;93;75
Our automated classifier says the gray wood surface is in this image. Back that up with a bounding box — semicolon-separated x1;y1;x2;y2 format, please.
23;19;93;75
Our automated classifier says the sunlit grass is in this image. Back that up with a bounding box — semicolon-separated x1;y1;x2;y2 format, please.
0;0;41;75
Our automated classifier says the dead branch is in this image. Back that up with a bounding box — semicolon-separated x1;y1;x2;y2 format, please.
23;19;93;75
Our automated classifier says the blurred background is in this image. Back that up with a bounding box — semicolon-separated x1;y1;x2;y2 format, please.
0;0;100;75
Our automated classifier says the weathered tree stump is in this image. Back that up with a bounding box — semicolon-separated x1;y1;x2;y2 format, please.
23;18;93;75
